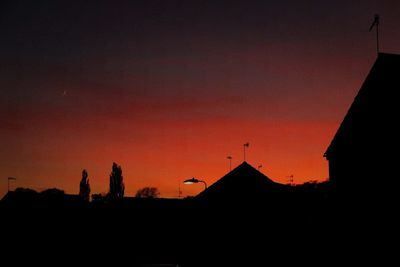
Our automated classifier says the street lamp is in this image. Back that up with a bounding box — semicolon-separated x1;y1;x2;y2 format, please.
183;177;207;190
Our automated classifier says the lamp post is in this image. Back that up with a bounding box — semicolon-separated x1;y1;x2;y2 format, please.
227;156;232;171
8;177;16;192
183;177;207;190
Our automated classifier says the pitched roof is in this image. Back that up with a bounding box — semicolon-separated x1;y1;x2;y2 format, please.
324;53;400;159
196;161;286;201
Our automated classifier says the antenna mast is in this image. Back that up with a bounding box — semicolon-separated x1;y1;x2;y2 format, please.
369;14;380;54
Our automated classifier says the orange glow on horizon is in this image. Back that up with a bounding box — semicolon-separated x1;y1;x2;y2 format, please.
0;114;337;198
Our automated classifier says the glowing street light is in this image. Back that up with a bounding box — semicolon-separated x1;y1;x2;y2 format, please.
183;177;207;190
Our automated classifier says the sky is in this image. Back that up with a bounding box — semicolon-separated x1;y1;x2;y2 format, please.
1;0;400;198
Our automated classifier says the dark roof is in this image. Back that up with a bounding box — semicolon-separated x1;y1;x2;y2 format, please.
196;161;286;201
324;53;400;159
1;190;38;204
1;191;84;207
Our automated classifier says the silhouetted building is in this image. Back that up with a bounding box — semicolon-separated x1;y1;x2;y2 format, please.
196;161;287;204
324;53;400;200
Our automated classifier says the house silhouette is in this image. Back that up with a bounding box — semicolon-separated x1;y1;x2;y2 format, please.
324;53;400;201
196;161;287;205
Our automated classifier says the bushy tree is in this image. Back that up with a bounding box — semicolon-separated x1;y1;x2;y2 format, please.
15;187;37;194
109;162;124;199
41;188;65;195
135;187;160;198
79;169;91;202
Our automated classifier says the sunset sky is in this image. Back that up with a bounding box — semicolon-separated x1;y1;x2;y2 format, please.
1;0;400;198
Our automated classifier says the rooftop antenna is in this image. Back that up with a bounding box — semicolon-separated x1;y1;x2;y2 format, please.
178;181;182;198
243;142;249;161
369;14;380;54
227;156;232;171
7;177;16;192
287;175;294;186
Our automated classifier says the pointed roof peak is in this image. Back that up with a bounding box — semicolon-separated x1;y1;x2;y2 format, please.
230;161;260;173
196;161;285;201
238;160;250;166
325;51;400;158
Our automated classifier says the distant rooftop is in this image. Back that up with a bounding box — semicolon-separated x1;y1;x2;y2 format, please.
196;161;286;201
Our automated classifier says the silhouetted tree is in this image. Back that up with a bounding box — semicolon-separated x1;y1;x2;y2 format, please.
41;188;65;195
14;187;37;194
109;162;124;199
135;187;160;198
79;169;91;202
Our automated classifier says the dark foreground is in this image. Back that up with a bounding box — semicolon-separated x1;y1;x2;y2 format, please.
1;191;397;266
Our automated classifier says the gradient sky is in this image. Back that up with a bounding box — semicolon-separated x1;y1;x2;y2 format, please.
1;0;400;198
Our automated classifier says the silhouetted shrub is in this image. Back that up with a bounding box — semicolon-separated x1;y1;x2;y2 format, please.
14;187;37;194
135;187;160;198
41;188;65;195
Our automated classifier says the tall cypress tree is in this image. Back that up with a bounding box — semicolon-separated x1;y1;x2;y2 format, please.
109;162;124;199
79;169;91;202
